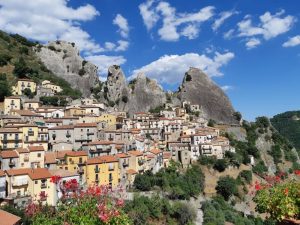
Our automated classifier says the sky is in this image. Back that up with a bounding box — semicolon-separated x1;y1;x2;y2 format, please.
0;0;300;121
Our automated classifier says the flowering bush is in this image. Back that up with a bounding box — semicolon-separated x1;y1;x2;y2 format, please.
26;176;131;225
253;171;300;222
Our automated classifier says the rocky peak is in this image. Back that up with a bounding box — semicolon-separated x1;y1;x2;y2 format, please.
35;40;99;97
178;67;236;123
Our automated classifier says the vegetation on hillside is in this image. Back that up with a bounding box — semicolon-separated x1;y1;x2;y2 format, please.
133;161;205;200
0;30;81;99
271;111;300;153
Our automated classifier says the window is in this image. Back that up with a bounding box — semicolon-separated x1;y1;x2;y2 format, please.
35;181;38;184
37;153;41;158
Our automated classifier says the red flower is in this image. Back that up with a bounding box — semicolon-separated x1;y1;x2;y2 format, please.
294;170;300;176
50;175;61;184
284;188;289;196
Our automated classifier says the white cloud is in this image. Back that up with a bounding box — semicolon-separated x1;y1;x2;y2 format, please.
0;0;103;55
223;29;235;39
85;55;126;78
139;1;214;41
115;40;129;51
139;0;159;30
212;10;238;31
221;85;233;91
245;38;261;49
113;14;129;38
130;52;234;85
238;10;295;40
283;35;300;47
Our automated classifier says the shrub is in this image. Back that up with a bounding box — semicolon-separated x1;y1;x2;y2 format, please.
213;159;228;172
23;88;35;99
233;111;242;121
0;54;12;66
122;95;128;103
216;176;238;200
269;145;282;164
208;119;216;127
252;160;268;175
239;170;252;184
256;116;270;128
48;45;56;51
13;57;33;78
19;46;29;55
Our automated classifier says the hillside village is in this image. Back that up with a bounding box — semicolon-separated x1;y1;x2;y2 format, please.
0;76;239;208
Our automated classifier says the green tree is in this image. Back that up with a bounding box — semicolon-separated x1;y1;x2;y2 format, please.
23;88;34;98
213;159;228;172
216;176;238;200
208;119;216;127
0;73;11;101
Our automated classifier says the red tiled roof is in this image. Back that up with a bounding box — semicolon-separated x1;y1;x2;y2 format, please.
0;170;5;177
150;149;162;155
74;123;97;128
15;148;29;154
28;146;45;152
66;151;88;157
49;125;74;130
0;150;18;159
0;209;21;225
0;128;22;133
87;155;118;165
128;150;143;157
44;152;56;164
115;153;130;158
126;169;137;175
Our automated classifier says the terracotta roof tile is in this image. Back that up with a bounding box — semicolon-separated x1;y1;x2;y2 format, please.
66;151;88;157
74;123;97;128
115;153;130;158
126;169;137;175
0;150;18;159
87;155;118;164
0;170;5;176
0;128;22;133
28;146;45;152
45;152;56;164
128;150;143;157
49;125;74;130
15;148;29;154
0;209;21;225
150;149;162;155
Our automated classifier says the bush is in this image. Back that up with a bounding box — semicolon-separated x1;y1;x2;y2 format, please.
48;45;56;51
252;160;268;175
10;33;36;46
208;119;216;127
13;57;33;78
239;170;252;184
213;159;228;172
19;46;29;55
233;111;242;121
0;53;12;66
198;155;217;166
216;176;238;200
0;73;11;101
269;145;282;164
255;116;270;128
23;88;35;99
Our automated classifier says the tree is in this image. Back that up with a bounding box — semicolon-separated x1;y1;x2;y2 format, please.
256;116;270;128
239;170;252;184
0;54;12;66
213;159;228;172
208;119;216;127
134;173;153;191
0;73;11;101
13;57;33;78
233;111;242;121
23;88;34;99
216;176;238;200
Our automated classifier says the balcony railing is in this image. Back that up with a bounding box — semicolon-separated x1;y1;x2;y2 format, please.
94;168;100;173
12;179;28;186
28;131;34;136
122;161;129;167
41;183;47;189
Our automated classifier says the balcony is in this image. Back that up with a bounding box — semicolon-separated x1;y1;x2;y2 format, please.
138;159;145;166
109;177;113;182
122;161;129;167
108;166;114;171
28;131;34;136
78;160;86;166
12;179;28;186
87;132;94;135
9;160;15;167
94;168;100;173
41;183;47;189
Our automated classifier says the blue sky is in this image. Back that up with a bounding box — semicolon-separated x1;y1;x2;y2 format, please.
0;0;300;120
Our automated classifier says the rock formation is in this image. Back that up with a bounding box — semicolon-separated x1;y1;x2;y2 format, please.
35;41;99;97
176;67;236;123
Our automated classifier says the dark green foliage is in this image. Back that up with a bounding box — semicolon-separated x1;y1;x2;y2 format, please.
0;73;11;101
10;33;36;46
149;105;164;114
213;159;228;172
202;196;263;225
0;53;12;66
40;96;67;106
198;155;217;166
256;117;270;128
23;88;35;99
271;111;300;153
122;95;128;103
252;160;268;175
124;195;196;225
239;170;252;184
208;119;216;127
216;176;238;200
269;145;282;164
19;46;29;55
134;161;205;200
13;57;34;78
233;111;242;121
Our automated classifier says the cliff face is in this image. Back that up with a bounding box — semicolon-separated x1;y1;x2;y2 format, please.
103;66;166;115
35;41;99;97
177;67;236;123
